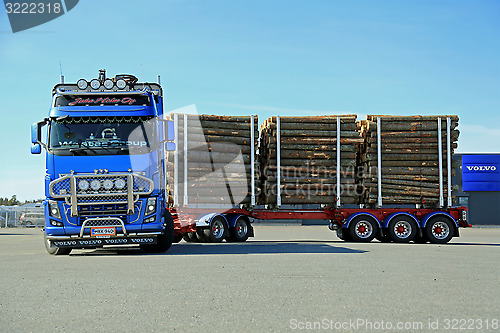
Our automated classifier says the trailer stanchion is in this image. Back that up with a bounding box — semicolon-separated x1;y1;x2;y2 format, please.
377;117;382;207
276;115;281;207
447;117;452;208
173;113;179;207
336;116;341;207
438;118;444;208
183;113;188;207
251;115;256;206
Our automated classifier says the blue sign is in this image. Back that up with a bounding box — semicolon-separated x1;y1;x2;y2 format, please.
462;155;500;191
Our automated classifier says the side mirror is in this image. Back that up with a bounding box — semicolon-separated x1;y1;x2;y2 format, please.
165;142;176;151
31;122;39;144
167;120;175;141
31;143;41;154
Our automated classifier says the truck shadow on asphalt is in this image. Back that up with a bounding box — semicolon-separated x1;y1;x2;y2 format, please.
71;241;367;256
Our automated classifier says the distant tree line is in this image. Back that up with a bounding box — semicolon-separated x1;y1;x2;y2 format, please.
0;195;43;206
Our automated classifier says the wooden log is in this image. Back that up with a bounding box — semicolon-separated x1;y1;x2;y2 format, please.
264;165;356;176
368;130;459;139
265;137;364;144
264;195;358;205
361;120;458;131
265;158;357;167
174;114;257;123
268;149;355;159
266;143;357;151
269;129;362;138
364;153;451;161
366;115;459;122
272;123;357;131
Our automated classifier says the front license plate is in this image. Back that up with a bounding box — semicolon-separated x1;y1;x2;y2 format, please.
90;227;116;237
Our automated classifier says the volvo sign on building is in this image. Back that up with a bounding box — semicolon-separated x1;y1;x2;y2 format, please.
462;155;500;191
454;154;500;225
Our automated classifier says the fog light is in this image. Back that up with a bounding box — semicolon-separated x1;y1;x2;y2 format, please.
50;220;63;227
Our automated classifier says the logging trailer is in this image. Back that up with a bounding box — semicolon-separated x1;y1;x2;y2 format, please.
31;71;468;255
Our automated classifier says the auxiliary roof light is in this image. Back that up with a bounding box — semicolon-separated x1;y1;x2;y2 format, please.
103;79;114;90
90;79;101;90
77;79;88;90
116;79;127;89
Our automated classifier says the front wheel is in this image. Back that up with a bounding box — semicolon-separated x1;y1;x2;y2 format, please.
348;216;378;242
425;216;454;244
44;233;71;255
141;212;175;253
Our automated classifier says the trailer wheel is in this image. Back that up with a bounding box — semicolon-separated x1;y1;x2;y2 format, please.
425;216;454;244
197;228;211;242
387;216;418;243
44;233;71;255
204;216;228;243
183;232;199;243
348;216;378;242
227;217;250;242
173;234;183;243
141;212;175;253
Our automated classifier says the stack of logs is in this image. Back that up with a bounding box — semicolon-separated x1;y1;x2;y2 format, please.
166;114;259;206
358;115;459;206
259;115;363;205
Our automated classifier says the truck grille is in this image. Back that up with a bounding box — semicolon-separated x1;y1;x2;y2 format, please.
48;172;153;217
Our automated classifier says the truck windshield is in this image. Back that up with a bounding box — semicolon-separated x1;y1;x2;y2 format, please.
48;116;156;156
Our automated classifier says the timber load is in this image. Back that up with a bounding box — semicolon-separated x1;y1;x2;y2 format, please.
358;115;459;206
258;115;363;206
166;114;259;206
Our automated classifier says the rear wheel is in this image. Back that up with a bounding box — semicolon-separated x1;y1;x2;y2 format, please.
348;216;378;242
141;212;175;253
387;215;418;243
425;216;454;244
227;217;250;242
44;233;71;255
204;216;228;243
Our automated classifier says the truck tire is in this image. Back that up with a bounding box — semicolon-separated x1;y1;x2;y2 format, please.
173;234;183;243
203;216;228;243
425;216;454;244
227;217;250;242
387;216;418;243
44;233;71;255
197;228;211;242
141;212;175;253
183;232;199;243
348;216;378;242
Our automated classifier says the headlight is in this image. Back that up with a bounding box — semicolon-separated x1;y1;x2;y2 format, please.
90;179;101;191
90;79;101;90
48;200;61;219
103;79;114;90
78;180;89;191
77;79;88;90
102;179;114;190
116;79;126;89
146;197;157;215
115;178;126;190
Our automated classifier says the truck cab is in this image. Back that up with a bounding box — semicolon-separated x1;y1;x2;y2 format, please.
31;70;175;255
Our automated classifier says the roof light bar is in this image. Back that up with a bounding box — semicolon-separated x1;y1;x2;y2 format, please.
116;79;126;89
90;79;101;90
103;79;114;90
77;79;88;90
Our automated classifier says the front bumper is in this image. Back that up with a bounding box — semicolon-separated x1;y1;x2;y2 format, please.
47;232;162;249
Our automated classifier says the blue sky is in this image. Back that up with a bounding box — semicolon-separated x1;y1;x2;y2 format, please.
0;0;499;200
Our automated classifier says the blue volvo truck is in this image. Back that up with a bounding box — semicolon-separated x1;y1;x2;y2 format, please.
31;70;176;255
